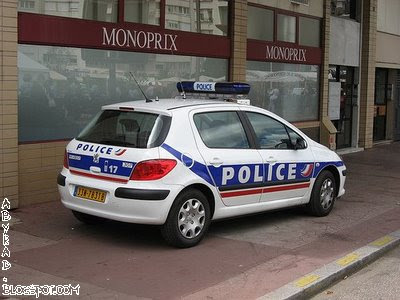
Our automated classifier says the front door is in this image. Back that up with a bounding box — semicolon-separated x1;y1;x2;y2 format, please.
374;68;388;141
242;110;314;203
191;108;264;206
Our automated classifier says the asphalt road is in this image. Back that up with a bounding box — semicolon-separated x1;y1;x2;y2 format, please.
313;245;400;300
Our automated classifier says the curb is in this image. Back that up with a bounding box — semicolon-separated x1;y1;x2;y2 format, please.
258;229;400;300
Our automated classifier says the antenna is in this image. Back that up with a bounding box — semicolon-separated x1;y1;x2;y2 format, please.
128;72;152;103
170;48;186;99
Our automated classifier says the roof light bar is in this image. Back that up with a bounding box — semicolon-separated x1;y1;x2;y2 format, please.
177;81;250;95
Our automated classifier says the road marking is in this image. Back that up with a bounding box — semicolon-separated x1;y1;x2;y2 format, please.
370;236;394;247
336;253;359;266
295;274;319;287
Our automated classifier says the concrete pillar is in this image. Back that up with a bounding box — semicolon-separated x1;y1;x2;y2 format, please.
0;0;19;208
359;0;377;149
320;0;337;149
229;0;247;81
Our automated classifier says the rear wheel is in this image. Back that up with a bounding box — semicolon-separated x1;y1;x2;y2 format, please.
71;210;106;225
161;189;211;248
306;170;336;217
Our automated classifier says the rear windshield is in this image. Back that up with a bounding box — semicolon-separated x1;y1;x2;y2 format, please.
77;110;171;148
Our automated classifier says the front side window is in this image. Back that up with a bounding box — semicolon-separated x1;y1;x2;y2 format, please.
165;0;228;36
125;0;160;25
246;112;291;149
77;110;169;148
194;111;249;149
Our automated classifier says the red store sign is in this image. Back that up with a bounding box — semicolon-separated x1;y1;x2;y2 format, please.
247;40;322;65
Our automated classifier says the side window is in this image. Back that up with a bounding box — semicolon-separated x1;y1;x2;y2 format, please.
246;112;291;149
194;111;250;149
287;127;307;149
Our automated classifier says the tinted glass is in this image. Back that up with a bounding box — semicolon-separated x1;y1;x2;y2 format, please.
77;110;167;148
246;61;319;122
277;14;296;43
125;0;160;25
18;0;118;22
18;44;228;142
165;0;228;36
299;17;320;47
247;6;273;41
246;112;291;149
194;112;249;149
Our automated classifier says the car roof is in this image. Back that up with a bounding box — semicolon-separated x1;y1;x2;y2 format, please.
102;98;238;115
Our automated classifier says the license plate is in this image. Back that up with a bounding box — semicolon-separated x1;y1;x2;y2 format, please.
74;186;106;203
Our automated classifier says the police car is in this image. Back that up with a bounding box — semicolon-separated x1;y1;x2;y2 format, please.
57;82;346;248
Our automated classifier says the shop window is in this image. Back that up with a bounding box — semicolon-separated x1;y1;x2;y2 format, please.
125;0;160;25
331;0;361;22
299;17;320;47
18;45;228;142
165;0;228;36
18;0;118;23
246;61;319;122
247;6;274;41
277;14;296;43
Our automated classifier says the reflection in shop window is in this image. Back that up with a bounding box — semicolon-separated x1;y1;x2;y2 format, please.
125;0;160;25
247;6;274;41
246;61;319;122
277;14;296;43
18;44;228;142
18;0;118;23
331;0;360;21
165;0;228;36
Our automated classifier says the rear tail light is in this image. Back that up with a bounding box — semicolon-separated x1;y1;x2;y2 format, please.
130;159;177;181
63;150;69;169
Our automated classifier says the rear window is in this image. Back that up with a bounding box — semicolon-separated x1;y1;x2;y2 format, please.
77;110;171;148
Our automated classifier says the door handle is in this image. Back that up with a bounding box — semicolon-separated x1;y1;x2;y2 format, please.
266;156;277;164
209;157;223;167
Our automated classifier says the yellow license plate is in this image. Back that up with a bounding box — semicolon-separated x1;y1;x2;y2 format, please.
75;186;106;203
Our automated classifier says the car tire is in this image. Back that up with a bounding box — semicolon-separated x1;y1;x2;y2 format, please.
306;170;337;217
161;189;211;248
71;210;106;225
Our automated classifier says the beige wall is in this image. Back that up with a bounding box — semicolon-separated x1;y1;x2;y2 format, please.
377;0;400;35
248;0;323;17
18;142;67;206
376;31;400;68
1;0;19;208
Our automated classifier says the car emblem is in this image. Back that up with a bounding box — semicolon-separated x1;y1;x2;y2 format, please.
93;153;100;163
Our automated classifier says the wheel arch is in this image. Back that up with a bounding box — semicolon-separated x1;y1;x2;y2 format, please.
319;165;340;196
178;183;216;218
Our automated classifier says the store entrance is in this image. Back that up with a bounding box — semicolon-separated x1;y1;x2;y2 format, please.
329;66;355;149
373;68;388;141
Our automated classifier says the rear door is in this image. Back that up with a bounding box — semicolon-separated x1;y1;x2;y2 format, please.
190;107;264;206
242;109;315;203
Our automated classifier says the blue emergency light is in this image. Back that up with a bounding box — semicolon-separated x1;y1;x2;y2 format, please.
177;81;250;95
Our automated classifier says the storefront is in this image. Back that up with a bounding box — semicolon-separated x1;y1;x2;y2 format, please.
245;3;322;141
18;0;230;143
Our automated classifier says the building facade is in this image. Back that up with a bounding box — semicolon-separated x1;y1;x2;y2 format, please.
0;0;397;208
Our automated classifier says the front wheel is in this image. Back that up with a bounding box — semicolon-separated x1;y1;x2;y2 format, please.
306;170;337;217
161;189;211;248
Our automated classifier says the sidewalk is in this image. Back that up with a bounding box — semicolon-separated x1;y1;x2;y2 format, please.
2;142;400;299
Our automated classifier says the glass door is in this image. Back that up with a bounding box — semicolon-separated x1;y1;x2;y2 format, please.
374;68;388;141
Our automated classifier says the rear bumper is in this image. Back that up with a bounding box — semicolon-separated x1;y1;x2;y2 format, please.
58;170;182;225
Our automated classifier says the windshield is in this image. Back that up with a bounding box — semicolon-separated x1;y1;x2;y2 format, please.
77;110;170;148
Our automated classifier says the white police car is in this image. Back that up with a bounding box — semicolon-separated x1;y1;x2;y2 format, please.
58;82;346;248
